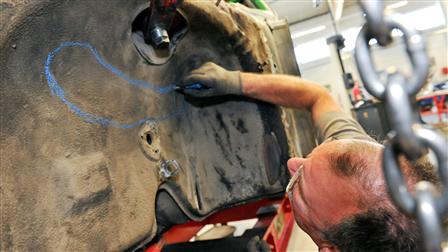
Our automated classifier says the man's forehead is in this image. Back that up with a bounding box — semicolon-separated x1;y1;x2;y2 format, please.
305;139;382;176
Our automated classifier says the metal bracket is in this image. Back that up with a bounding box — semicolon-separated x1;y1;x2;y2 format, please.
159;160;181;180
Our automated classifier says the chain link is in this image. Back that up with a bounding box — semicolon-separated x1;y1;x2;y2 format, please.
354;1;448;251
359;1;392;46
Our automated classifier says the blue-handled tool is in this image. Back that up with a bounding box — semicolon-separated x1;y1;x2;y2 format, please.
174;82;208;91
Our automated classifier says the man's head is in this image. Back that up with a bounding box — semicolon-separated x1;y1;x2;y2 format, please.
287;139;436;252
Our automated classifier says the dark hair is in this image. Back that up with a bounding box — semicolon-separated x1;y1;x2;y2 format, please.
324;142;442;252
323;209;422;252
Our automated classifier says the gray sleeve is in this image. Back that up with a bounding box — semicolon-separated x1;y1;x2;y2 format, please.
316;111;376;143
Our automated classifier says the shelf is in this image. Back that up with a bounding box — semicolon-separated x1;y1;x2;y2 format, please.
417;90;448;101
420;109;448;116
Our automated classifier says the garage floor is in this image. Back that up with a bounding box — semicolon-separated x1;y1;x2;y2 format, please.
197;218;318;251
287;224;318;252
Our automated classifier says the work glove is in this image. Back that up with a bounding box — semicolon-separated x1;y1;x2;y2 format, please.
180;62;242;97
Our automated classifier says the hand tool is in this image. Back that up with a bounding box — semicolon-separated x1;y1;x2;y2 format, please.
174;82;209;91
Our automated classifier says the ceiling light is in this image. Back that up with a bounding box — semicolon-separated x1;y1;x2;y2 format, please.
386;0;408;10
434;28;447;34
403;4;446;31
294;38;330;64
291;25;326;39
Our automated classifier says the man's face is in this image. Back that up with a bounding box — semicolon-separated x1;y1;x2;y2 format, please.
287;140;381;251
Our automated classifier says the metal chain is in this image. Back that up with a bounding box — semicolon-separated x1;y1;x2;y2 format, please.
354;1;448;251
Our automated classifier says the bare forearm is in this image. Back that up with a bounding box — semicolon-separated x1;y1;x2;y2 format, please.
241;72;341;123
242;73;322;108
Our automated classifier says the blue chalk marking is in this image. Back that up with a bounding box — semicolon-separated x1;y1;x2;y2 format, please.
44;41;186;129
183;83;205;90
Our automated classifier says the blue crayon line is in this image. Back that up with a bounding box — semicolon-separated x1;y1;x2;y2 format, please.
44;41;186;129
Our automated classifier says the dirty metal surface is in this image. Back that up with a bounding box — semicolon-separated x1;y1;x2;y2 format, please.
0;0;316;251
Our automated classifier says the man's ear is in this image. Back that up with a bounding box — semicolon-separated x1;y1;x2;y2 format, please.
287;157;305;175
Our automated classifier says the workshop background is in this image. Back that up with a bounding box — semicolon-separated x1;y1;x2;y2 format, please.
282;0;448;133
227;0;447;251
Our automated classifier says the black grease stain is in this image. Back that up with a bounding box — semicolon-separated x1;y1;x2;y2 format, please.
235;118;248;134
214;132;233;166
70;187;112;215
215;111;232;148
213;165;233;192
236;154;246;169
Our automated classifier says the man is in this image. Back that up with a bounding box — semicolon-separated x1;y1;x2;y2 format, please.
179;62;440;251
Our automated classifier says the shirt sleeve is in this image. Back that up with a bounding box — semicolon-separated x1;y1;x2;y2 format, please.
316;111;376;143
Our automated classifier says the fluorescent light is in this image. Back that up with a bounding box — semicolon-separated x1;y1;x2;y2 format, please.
403;4;446;31
291;25;326;39
386;0;408;10
294;38;330;64
339;4;445;53
434;28;447;34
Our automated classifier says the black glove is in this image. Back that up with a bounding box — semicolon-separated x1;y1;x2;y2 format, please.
180;62;242;97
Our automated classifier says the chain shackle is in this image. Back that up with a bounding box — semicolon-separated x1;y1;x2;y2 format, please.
359;1;392;46
354;14;429;100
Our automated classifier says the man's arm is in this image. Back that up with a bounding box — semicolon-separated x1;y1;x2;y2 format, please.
241;72;341;124
181;62;374;142
181;62;342;125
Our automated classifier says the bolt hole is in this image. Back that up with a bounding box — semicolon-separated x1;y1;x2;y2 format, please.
146;133;152;145
166;163;176;173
